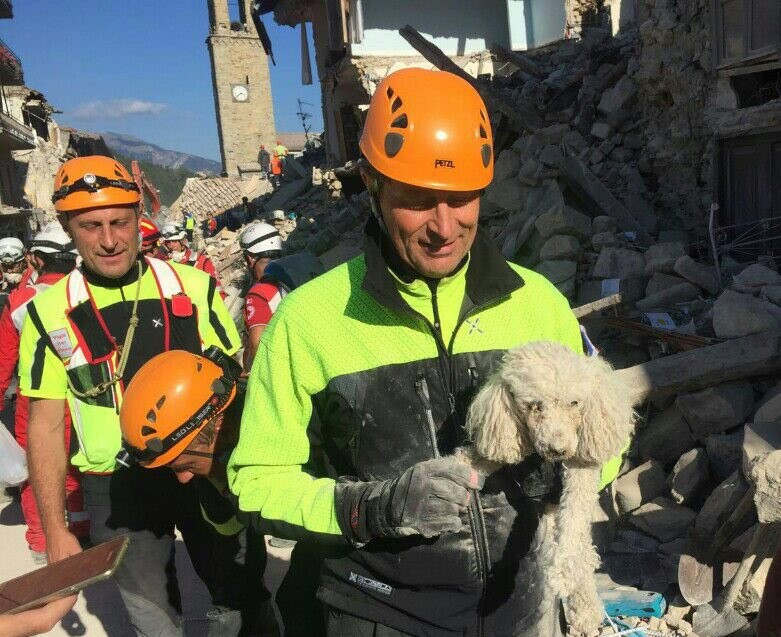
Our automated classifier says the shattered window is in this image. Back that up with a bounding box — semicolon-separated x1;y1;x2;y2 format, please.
716;0;780;66
751;0;779;50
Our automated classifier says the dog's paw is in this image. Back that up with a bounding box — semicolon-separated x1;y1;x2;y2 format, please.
566;586;604;635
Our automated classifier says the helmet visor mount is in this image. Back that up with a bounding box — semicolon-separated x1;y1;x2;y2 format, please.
52;174;140;205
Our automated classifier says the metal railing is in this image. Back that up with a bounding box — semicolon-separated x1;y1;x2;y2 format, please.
0;37;22;81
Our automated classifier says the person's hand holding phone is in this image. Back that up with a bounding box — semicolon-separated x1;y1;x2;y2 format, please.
0;594;77;637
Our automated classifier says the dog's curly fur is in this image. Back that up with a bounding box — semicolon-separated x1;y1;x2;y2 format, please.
459;341;635;634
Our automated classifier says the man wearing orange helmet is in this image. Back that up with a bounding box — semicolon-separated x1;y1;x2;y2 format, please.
229;68;614;637
138;214;164;257
17;156;272;637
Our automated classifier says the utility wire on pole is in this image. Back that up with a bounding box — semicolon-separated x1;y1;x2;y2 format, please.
296;99;315;149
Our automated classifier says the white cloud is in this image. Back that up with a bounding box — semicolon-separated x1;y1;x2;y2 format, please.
70;99;167;119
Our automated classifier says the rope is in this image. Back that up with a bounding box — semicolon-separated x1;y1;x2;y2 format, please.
66;261;143;399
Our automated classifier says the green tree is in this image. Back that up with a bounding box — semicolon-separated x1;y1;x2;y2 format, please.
113;153;196;208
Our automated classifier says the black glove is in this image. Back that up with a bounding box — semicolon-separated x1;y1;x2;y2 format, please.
507;455;563;504
334;457;484;545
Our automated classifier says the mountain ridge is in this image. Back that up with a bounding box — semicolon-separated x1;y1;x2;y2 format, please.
102;131;221;174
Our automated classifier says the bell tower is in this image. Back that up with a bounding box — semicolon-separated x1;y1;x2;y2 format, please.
206;0;276;176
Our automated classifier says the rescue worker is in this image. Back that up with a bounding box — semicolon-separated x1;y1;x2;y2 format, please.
273;140;288;159
160;222;225;298
19;155;273;637
183;211;196;242
119;348;313;637
0;224;87;564
238;222;283;370
269;154;282;190
138;215;163;257
258;144;271;178
228;68;624;637
207;212;218;238
0;237;27;292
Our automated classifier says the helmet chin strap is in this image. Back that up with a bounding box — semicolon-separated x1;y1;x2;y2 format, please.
367;176;388;234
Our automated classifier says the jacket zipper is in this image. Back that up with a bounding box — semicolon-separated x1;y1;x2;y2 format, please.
414;375;440;458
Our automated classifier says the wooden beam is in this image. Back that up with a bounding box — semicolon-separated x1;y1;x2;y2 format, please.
617;332;781;405
398;25;543;133
490;42;544;79
572;293;623;319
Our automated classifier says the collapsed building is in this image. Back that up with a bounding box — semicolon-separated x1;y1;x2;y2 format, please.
193;0;781;633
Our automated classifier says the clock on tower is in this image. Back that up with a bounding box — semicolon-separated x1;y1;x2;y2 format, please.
231;84;249;102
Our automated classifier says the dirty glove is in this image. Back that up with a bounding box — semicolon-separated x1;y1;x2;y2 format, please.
508;455;563;504
334;457;484;545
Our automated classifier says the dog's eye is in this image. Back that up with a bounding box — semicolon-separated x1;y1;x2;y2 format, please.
570;400;579;407
526;401;543;412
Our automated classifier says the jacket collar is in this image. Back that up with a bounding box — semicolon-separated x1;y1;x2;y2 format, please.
361;216;524;315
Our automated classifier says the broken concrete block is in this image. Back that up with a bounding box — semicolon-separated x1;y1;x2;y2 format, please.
485;178;525;210
598;75;636;114
538;144;563;167
751;451;781;523
576;277;646;305
539;235;580;261
644;242;686;275
668;448;710;505
592;215;618;234
635;282;700;311
695;471;749;535
705;431;743;482
533;260;577;286
590;121;614;140
674;256;720;295
492;149;521;182
263;178;311;212
733;263;781;288
500;213;538;259
743;422;781;479
517;158;543;186
614;459;669;514
562;129;589;153
535;205;591;239
591;232;619;251
593;247;646;279
638;404;696;467
527;181;565;218
629;497;697;542
676;381;754;440
646;273;689;297
713;289;781;338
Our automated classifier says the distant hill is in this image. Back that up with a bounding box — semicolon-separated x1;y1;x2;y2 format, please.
103;131;221;174
114;153;196;208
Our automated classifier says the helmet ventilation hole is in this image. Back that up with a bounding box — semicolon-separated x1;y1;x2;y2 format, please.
386;86;394;99
196;362;203;372
481;144;492;168
390;114;408;129
141;425;156;436
384;132;404;158
391;97;403;113
146;410;156;423
479;110;487;122
156;396;166;410
146;437;164;452
479;124;488;139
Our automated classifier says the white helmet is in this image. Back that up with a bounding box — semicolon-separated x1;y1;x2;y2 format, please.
240;222;282;256
270;209;285;221
30;224;78;255
161;223;186;241
0;237;25;265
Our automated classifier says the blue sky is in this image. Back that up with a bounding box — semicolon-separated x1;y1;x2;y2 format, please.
4;1;323;161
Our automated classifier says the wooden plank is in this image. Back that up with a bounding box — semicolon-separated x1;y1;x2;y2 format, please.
490;42;544;79
399;25;477;86
572;293;623;319
617;332;781;405
558;155;653;245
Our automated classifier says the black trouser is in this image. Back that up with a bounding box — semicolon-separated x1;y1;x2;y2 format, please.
81;466;277;637
276;543;326;637
185;230;194;242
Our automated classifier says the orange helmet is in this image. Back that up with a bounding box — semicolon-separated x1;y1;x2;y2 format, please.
52;155;141;213
139;215;160;251
118;347;240;468
359;68;493;192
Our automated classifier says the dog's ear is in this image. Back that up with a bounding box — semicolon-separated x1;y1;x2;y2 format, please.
466;376;529;464
577;356;635;464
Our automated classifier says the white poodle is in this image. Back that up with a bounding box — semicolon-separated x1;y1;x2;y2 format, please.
460;341;635;634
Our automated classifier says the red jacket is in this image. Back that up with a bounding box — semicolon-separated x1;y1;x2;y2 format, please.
0;272;68;431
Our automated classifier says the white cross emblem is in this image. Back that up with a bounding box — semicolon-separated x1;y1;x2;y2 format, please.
152;318;163;328
466;318;483;335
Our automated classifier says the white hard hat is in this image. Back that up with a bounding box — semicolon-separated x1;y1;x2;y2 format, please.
30;224;78;255
161;223;186;241
270;209;285;221
239;222;282;256
0;237;25;264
